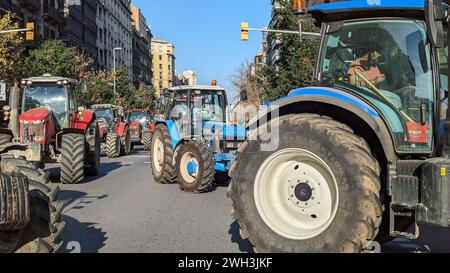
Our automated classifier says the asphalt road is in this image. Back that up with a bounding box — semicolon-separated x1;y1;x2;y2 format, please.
51;145;450;253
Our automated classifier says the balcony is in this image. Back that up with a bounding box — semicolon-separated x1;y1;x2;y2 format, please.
43;6;64;25
17;0;40;12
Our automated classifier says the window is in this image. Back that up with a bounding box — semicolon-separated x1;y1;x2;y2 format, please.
321;19;434;153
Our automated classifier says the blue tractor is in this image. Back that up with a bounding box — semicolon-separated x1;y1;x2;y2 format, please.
229;0;450;252
150;85;246;193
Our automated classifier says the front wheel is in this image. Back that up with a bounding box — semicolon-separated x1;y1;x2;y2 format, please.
150;125;176;184
60;133;85;184
106;133;121;158
175;141;214;193
142;131;152;151
228;114;382;253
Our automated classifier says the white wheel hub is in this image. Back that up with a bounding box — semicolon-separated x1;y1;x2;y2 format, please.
152;136;165;173
179;152;199;184
254;148;339;240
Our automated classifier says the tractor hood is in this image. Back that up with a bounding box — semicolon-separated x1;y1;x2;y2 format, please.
202;122;247;139
19;107;51;123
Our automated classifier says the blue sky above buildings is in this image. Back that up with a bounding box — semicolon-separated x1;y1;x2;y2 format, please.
132;0;272;99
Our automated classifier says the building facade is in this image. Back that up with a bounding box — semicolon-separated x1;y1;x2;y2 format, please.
175;70;197;86
61;0;97;58
131;4;152;87
0;0;65;48
96;0;133;77
151;38;175;97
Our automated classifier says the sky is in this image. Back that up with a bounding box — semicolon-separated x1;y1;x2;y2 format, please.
132;0;272;99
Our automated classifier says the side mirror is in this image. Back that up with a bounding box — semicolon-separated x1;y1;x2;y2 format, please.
425;0;446;48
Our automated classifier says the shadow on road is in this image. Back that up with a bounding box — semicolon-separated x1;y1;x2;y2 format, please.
57;190;108;253
59;215;108;253
229;221;254;253
58;189;108;211
47;162;126;184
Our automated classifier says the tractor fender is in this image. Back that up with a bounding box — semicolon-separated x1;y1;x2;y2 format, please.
115;122;128;137
71;110;96;134
154;119;181;149
252;87;397;162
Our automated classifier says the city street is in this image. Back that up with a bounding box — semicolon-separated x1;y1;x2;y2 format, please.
57;146;250;253
52;146;450;253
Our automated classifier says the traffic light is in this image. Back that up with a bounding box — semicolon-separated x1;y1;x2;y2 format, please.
240;22;249;41
293;0;308;14
25;22;35;41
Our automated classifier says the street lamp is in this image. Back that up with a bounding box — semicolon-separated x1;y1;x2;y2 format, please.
113;47;123;95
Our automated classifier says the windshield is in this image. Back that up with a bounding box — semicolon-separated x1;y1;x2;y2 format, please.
129;111;147;126
321;19;434;153
24;85;68;127
191;90;226;123
94;109;114;125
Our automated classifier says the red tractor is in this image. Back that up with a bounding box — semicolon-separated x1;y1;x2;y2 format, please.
91;104;131;158
126;108;152;150
0;74;101;184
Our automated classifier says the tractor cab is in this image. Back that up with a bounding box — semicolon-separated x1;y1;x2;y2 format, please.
164;85;228;139
91;104;125;133
18;75;80;144
309;0;442;154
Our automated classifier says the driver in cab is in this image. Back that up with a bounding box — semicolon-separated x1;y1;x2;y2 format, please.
347;49;387;89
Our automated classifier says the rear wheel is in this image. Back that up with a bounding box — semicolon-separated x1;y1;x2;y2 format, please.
60;133;85;184
86;122;101;176
151;125;176;184
106;133;121;158
142;131;152;151
0;159;64;253
228;114;382;253
175;141;215;193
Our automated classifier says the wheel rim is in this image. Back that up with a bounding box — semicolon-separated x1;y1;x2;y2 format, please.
152;135;165;173
179;152;199;184
254;148;339;240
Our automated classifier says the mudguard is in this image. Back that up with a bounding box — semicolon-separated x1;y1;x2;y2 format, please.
255;87;397;162
115;122;128;137
71;110;96;134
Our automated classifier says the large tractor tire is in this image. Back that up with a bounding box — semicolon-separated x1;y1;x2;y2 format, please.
60;133;85;184
106;133;121;158
0;134;11;147
175;141;215;193
150;124;176;184
86;122;101;176
0;158;65;253
228;114;382;253
142;131;152;151
120;127;132;156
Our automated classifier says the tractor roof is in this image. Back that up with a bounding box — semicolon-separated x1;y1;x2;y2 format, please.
168;85;225;92
22;74;78;84
91;104;122;110
309;0;425;25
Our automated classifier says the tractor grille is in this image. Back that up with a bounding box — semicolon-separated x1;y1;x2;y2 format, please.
22;124;44;142
130;127;138;135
